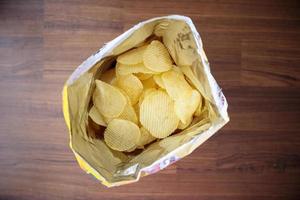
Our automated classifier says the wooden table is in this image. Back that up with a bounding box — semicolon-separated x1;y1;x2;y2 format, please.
1;0;299;199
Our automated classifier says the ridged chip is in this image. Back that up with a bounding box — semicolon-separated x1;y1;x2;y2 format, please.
104;119;140;151
117;45;147;65
178;116;193;130
116;74;143;105
161;68;192;100
140;90;179;138
137;127;156;148
135;73;153;80
138;88;157;107
143;40;173;72
93;80;126;118
104;90;138;124
118;101;138;124
89;106;107;127
116;62;156;76
174;89;200;123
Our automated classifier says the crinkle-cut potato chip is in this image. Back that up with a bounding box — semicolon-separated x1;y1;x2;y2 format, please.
142;77;157;90
99;68;116;84
174;89;200;124
161;68;192;100
103;90;138;125
135;73;152;80
180;65;206;98
153;74;165;89
138;88;156;107
137;127;156;148
140;90;179;138
116;74;143;105
117;45;148;65
172;65;183;74
178;116;193;130
143;40;173;72
110;78;117;86
93;80;126;118
104;119;140;151
89;106;107;127
118;101;138;124
125;146;137;152
116;62;156;76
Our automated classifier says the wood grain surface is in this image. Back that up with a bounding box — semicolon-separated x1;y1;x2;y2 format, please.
0;0;300;199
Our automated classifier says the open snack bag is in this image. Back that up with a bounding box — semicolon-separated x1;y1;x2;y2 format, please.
62;15;229;187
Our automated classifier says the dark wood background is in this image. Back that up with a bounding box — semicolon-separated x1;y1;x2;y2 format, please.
1;0;300;199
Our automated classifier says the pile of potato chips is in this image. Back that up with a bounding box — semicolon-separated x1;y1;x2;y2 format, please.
89;40;203;152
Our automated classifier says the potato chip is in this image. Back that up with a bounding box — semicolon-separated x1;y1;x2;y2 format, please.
103;90;138;124
89;106;107;127
153;74;165;89
135;73;152;80
125;146;137;152
99;68;115;84
137;127;156;148
161;68;192;100
118;102;138;124
116;74;143;105
138;88;157;107
140;90;179;138
180;65;206;99
174;89;200;123
143;40;172;72
141;77;157;90
116;62;156;76
110;78;117;86
104;119;140;151
178;116;193;130
93;80;126;118
117;45;147;65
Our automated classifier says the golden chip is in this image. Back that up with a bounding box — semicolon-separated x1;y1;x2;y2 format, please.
135;73;153;80
178;116;193;130
141;77;157;90
89;106;107;127
93;80;126;118
137;127;156;148
125;146;137;152
104;90;138;124
153;74;165;89
140;90;179;138
104;119;140;151
117;45;147;65
138;88;157;107
116;62;155;76
161;68;192;100
118;102;138;124
99;68;115;84
180;65;207;99
174;89;200;124
116;74;143;105
143;40;173;72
